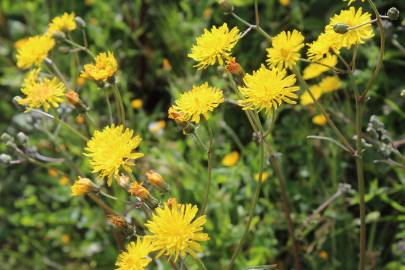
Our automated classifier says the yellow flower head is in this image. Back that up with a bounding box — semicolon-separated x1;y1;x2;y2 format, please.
129;183;150;201
266;30;304;70
16;35;55;69
326;7;374;49
239;65;299;113
131;99;143;109
279;0;290;6
14;38;30;49
81;52;118;82
145;201;209;261
303;54;338;80
18;69;65;111
319;76;342;93
300;85;323;106
222;151;240;167
312;114;328;126
307;32;341;61
145;170;166;189
71;177;94;196
188;23;240;70
115;238;154;270
47;12;77;35
168;83;224;124
85;125;144;186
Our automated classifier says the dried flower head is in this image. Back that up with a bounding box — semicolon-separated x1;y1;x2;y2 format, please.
129;183;150;201
145;170;166;190
303;54;338;80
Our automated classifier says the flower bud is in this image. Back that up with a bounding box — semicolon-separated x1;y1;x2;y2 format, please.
219;0;234;13
129;183;150;201
75;16;86;28
1;133;13;143
333;23;349;34
71;177;95;196
146;170;168;191
0;154;12;164
51;31;66;40
65;90;81;106
16;132;28;144
182;123;196;135
387;7;399;21
12;96;23;109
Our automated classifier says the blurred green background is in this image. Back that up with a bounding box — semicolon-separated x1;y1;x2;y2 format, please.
0;0;404;269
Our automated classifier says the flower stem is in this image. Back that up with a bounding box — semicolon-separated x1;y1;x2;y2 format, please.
103;88;113;124
226;139;264;270
193;256;208;270
199;122;214;216
230;12;272;42
112;84;126;126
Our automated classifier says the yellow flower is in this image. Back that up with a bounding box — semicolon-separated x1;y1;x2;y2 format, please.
75;115;85;125
145;201;209;261
115;238;154;270
303;54;338;80
85;125;144;186
222;151;240;167
18;69;65;111
47;12;77;35
300;85;323;106
279;0;289;6
266;30;304;70
71;177;94;196
319;250;329;261
168;83;224;124
325;7;374;49
307;32;341;61
61;234;70;245
131;99;143;109
319;76;342;93
81;52;118;82
344;0;364;5
254;172;270;182
312;114;328;126
59;175;69;186
188;23;240;70
77;76;86;87
16;35;55;69
239;65;299;113
14;38;29;49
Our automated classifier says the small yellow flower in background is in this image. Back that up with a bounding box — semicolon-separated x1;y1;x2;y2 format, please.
344;0;364;5
61;234;70;245
75;115;85;125
129;183;150;201
319;76;342;93
266;30;304;70
48;168;58;177
222;151;240;167
145;170;167;190
14;38;29;49
326;7;374;49
148;120;166;135
65;90;80;106
303;54;338;80
59;175;69;186
85;125;144;186
239;65;300;114
162;58;172;71
312;114;328;126
254;172;270;182
107;214;127;229
300;85;323;106
77;76;86;87
81;52;118;82
47;12;77;35
115;238;154;270
319;250;329;261
145;201;209;261
131;99;143;110
18;69;65;112
188;23;240;70
279;0;289;6
16;35;55;69
71;177;94;196
307;32;341;61
168;83;224;124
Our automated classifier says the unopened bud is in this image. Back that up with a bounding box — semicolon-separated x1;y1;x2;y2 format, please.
182;123;196;135
333;23;349;34
1;133;13;143
387;7;400;21
0;154;12;164
12;96;23;109
75;16;86;28
51;31;66;40
107;215;127;228
65;90;80;106
16;132;28;144
71;177;95;196
129;183;150;201
145;170;167;191
219;0;234;13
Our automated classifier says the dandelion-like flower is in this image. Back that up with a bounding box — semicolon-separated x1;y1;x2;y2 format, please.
222;151;240;167
47;12;77;35
81;52;118;82
312;114;328;126
326;7;374;49
168;83;224;124
115;238;154;270
16;35;55;69
266;30;304;70
307;32;341;61
145;201;209;261
303;54;338;80
85;125;144;186
300;85;323;106
319;76;342;93
239;65;299;113
18;69;65;111
71;177;94;196
188;23;240;70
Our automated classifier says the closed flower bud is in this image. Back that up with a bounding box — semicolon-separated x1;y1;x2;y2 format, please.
1;133;13;143
146;170;167;190
226;57;242;75
219;0;234;13
12;96;23;109
387;7;399;21
129;183;150;201
0;154;12;164
51;30;66;40
75;16;86;28
65;90;80;106
16;132;28;144
71;177;95;196
107;214;127;229
333;23;349;34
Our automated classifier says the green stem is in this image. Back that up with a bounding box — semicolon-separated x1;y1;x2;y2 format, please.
103;88;113;124
112;83;126;126
230;12;272;42
226;140;264;270
63;38;95;58
200;122;214;216
193;256;208;270
51;114;88;141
